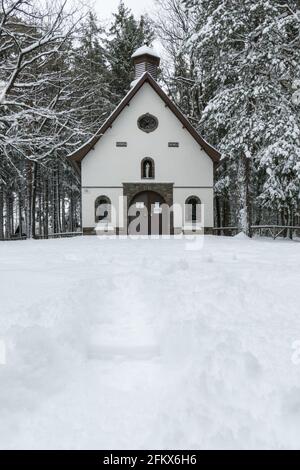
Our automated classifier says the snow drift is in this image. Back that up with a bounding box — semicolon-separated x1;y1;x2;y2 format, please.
0;235;300;449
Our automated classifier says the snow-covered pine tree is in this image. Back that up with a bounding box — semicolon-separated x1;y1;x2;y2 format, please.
105;1;154;103
255;3;300;229
72;12;113;133
184;0;300;234
153;0;202;124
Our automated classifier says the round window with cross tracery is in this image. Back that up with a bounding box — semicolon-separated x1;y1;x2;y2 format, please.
137;113;158;133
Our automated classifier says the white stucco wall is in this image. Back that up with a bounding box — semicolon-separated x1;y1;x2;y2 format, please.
82;187;124;229
81;82;215;229
173;188;214;229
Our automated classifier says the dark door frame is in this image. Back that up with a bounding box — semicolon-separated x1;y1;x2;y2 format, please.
123;183;174;235
129;190;166;235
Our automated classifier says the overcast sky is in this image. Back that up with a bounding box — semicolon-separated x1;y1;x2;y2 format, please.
93;0;156;22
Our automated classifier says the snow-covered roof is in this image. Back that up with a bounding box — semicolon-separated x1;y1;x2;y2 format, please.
130;73;147;88
131;45;160;59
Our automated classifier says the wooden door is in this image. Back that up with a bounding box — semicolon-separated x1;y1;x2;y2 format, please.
128;191;166;235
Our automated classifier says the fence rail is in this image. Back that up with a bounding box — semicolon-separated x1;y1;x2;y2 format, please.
212;227;239;236
35;232;83;240
1;227;300;241
213;225;300;239
0;235;27;241
1;232;82;241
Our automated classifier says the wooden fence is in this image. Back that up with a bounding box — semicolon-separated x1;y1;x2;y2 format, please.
213;225;300;239
0;232;82;241
34;232;83;240
1;227;300;241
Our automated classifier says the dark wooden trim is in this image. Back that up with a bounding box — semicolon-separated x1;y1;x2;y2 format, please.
132;54;160;67
82;186;123;189
174;186;213;189
67;73;221;167
70;159;81;177
82;185;214;189
123;182;174;235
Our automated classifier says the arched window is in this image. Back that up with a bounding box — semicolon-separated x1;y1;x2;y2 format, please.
185;196;201;223
141;157;155;179
95;196;111;223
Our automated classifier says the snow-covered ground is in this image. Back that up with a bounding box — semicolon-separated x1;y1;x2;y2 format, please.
0;235;300;450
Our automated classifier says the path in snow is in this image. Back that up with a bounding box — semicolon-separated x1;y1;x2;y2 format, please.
0;235;300;449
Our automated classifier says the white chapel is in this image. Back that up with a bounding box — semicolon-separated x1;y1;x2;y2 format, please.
69;45;220;235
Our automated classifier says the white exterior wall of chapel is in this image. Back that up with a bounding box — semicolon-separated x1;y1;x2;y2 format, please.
81;82;214;228
82;187;124;229
82;187;214;229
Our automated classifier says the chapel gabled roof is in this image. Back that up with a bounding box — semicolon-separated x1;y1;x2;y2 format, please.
68;72;221;174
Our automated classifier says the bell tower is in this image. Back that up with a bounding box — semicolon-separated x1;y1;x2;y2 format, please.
131;45;160;82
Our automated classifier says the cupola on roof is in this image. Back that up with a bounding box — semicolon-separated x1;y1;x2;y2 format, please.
131;45;160;59
131;45;160;82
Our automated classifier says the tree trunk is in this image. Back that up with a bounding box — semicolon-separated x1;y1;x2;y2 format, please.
18;190;23;237
215;195;221;232
31;161;38;239
6;191;12;238
44;176;49;238
237;152;252;237
25;160;32;237
0;185;4;239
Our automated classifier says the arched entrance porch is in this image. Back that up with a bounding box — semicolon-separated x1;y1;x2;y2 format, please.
128;190;167;235
123;183;174;236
